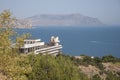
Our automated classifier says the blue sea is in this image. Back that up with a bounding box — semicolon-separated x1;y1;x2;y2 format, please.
17;26;120;57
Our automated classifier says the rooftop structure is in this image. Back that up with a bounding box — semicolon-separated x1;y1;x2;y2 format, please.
19;36;62;56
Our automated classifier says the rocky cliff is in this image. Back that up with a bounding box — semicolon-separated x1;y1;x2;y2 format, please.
14;20;32;29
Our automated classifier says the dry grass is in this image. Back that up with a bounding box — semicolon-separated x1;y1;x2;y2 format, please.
102;62;120;73
78;65;100;78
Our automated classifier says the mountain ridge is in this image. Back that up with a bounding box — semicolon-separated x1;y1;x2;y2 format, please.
26;13;104;27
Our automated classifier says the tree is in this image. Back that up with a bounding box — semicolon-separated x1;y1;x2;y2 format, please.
0;10;31;80
0;10;30;54
0;10;15;54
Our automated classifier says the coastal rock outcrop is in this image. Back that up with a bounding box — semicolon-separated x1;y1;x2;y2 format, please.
14;20;32;29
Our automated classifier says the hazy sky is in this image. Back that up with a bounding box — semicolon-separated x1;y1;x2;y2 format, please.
0;0;120;25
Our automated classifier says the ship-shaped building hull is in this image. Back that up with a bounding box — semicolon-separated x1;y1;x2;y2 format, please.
19;36;62;56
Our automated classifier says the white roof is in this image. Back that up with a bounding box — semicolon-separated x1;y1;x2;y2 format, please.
24;39;41;42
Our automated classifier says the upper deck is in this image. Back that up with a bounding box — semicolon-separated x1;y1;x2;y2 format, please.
21;39;45;48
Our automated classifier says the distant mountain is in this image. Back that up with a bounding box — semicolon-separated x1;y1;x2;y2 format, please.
26;14;103;27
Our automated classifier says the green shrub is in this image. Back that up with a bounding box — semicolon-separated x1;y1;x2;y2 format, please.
28;54;88;80
92;74;101;80
102;55;118;62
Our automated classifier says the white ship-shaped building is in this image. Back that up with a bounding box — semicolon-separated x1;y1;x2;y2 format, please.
19;36;62;56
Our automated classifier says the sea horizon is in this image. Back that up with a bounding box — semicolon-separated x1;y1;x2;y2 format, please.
16;26;120;57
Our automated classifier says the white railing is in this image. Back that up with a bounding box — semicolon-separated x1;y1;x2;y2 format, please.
36;45;62;51
34;45;62;54
22;42;45;48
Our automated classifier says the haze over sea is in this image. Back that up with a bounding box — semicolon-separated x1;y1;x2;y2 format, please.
17;26;120;57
